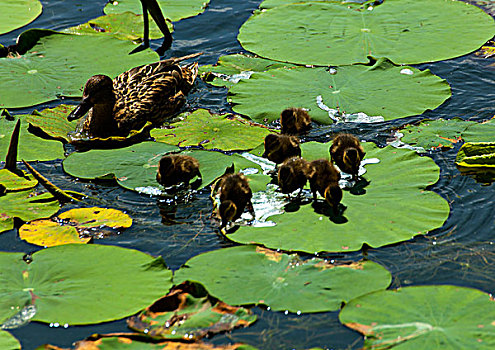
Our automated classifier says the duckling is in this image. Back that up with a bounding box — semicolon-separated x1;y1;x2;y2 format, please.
215;173;255;228
277;157;314;196
156;154;201;187
330;133;365;180
280;107;311;135
262;133;301;164
308;159;342;215
67;52;201;138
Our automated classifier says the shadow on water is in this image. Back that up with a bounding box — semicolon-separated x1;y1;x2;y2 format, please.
2;0;495;349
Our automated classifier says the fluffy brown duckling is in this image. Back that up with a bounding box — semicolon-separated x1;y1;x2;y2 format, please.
280;107;311;135
330;133;365;180
262;133;301;164
156;154;201;187
308;159;342;215
277;157;314;196
215;173;255;228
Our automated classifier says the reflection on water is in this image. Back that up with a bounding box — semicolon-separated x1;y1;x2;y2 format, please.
2;0;495;349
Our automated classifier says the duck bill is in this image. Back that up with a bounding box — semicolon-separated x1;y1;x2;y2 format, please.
67;98;92;121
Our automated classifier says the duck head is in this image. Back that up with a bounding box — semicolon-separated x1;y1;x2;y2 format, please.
343;147;363;178
324;183;343;216
219;200;237;228
68;75;115;121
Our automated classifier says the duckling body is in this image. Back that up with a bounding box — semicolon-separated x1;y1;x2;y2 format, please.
156;154;200;187
280;107;311;135
330;133;365;180
216;173;255;227
68;53;201;138
277;157;314;195
262;133;301;164
308;159;342;214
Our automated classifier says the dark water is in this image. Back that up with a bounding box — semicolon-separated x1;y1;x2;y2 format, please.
1;0;495;349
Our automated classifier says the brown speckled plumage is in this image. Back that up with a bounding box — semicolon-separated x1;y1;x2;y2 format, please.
330;133;365;179
308;159;342;213
156;154;201;187
262;133;301;164
277;157;314;195
280;107;311;135
215;173;254;227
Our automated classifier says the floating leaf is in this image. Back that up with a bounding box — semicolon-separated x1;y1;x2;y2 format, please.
200;54;296;88
399;118;474;150
104;0;211;23
0;0;42;35
151;109;272;150
63;142;262;193
0;244;172;325
461;118;495;142
0;331;20;350
455;142;495;169
19;207;132;247
26;105;78;143
128;284;256;340
63;12;170;42
0;117;64;162
228;142;450;253
0;169;37;191
0;191;59;234
228;58;450;124
339;285;495;349
174;245;391;313
238;0;495;66
0;30;157;108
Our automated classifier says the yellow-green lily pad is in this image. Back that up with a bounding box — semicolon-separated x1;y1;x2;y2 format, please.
0;169;37;191
151;109;272;150
0;0;41;35
455;142;495;169
0;331;20;350
19;219;91;247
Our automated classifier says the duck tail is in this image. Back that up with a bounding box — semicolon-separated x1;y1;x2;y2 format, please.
165;52;203;64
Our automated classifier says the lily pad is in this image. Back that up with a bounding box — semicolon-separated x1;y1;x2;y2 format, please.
200;54;296;88
26;105;79;143
174;245;391;313
228;142;450;253
63;12;171;42
63;142;262;193
228;58;450;124
104;0;210;22
0;117;65;162
455;142;495;169
339;285;495;349
238;0;495;66
462;118;495;142
0;244;172;325
0;0;42;35
0;30;158;108
0;191;59;234
0;331;20;350
0;169;37;191
399;118;474;150
19;207;132;247
128;284;257;340
151;109;272;150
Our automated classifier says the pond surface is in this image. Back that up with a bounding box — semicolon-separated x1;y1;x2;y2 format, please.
1;0;495;349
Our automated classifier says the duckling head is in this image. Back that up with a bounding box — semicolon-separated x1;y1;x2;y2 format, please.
219;200;237;228
343;147;362;177
68;75;114;121
156;155;174;185
324;183;343;216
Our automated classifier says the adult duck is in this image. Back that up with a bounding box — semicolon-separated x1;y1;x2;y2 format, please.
67;52;201;138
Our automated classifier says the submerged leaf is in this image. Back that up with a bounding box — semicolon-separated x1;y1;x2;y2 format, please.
174;245;391;313
339;285;495;349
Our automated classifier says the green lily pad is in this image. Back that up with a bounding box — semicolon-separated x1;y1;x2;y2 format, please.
339;285;495;349
0;331;20;350
200;54;296;88
0;30;158;109
238;0;495;66
462;118;495;142
0;0;42;35
19;207;133;247
151;109;272;150
455;142;495;168
63;142;262;193
63;12;171;42
399;118;474;150
0;117;65;162
174;245;391;313
0;191;59;234
104;0;210;23
128;284;257;340
228;142;450;253
0;169;37;191
228;58;450;124
0;244;172;325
